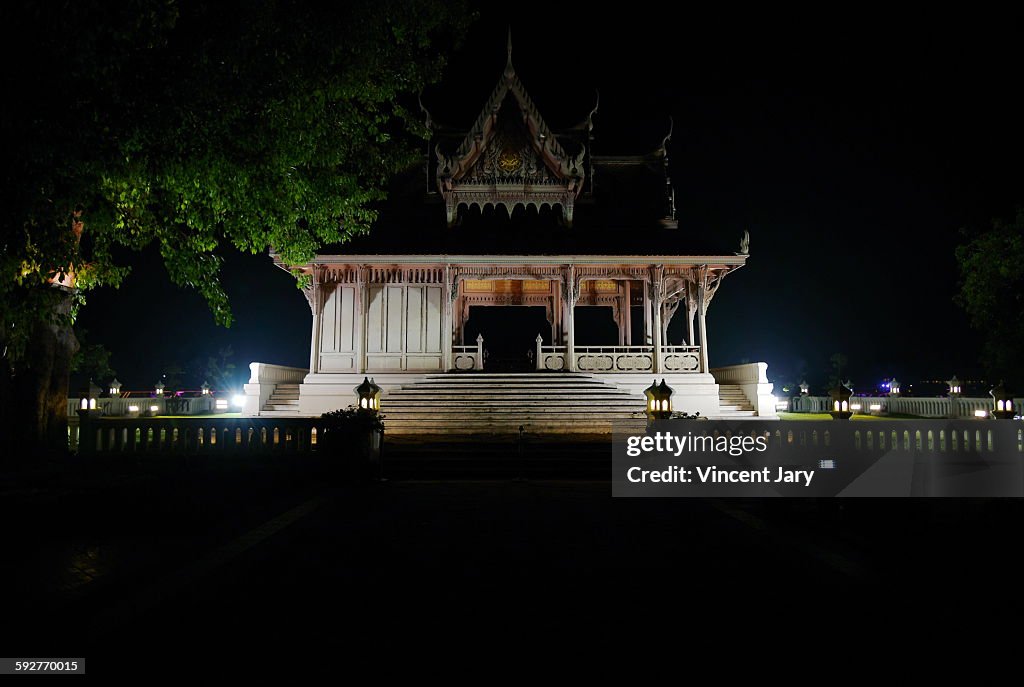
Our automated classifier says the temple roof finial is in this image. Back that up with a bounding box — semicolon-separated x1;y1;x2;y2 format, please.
661;116;674;154
505;27;514;76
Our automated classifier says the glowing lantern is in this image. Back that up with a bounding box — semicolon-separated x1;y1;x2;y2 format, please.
354;377;382;413
108;378;122;397
644;378;674;421
829;382;853;420
990;381;1014;420
78;383;98;412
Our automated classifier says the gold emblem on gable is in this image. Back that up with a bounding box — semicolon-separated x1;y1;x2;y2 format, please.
497;148;522;173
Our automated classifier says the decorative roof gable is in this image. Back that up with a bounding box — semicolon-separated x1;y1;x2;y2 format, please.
435;32;586;227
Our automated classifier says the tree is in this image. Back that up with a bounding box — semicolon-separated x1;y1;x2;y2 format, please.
955;209;1024;387
826;352;849;391
197;346;238;393
70;330;117;385
1;0;473;458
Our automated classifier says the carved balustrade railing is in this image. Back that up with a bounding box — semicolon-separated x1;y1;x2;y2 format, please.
68;415;323;454
533;342;702;373
661;346;702;373
452;334;485;371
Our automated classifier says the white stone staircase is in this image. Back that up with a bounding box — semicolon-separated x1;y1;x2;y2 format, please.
717;384;757;418
261;383;301;417
381;373;647;435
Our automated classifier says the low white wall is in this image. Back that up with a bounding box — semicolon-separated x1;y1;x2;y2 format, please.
789;395;1013;418
67;395;222;417
244;362;308;416
711;362;778;417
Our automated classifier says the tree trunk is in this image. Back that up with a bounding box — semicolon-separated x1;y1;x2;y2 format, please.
0;289;79;463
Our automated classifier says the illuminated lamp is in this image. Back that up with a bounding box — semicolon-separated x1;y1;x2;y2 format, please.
644;378;674;422
829;382;853;420
990;381;1014;420
354;377;382;413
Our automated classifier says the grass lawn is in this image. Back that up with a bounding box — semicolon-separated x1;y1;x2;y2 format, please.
778;411;922;421
92;413;245;420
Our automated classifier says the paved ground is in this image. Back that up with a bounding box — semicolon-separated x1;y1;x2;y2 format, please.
2;447;1022;675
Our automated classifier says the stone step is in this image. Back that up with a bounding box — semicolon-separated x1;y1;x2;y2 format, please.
384;401;639;409
399;382;625;389
421;373;595;378
383;411;645;419
385;395;634;401
386;423;645;435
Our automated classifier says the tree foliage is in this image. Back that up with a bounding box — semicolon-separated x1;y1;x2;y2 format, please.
70;329;117;384
955;209;1024;385
1;0;471;355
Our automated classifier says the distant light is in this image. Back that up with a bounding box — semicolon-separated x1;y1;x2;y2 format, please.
232;394;245;408
128;405;139;412
869;404;881;411
974;410;988;418
850;403;862;411
215;399;229;410
150;405;159;413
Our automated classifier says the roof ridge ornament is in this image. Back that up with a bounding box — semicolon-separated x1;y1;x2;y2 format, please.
587;90;600;135
418;91;433;131
505;26;514;78
737;230;750;256
660;116;674;157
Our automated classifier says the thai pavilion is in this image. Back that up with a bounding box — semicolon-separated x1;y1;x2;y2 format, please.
243;38;776;433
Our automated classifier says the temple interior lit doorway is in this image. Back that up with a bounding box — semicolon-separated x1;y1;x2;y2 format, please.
463;306;550;371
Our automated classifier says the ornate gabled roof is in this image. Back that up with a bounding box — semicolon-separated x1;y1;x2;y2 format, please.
446;31;573;170
434;31;587;227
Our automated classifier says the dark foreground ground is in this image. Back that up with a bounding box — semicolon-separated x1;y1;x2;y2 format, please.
2;437;1021;675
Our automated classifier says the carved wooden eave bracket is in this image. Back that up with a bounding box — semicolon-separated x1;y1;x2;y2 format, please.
435;33;586;228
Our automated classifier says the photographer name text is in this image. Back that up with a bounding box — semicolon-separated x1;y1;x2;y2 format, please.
626;465;815;486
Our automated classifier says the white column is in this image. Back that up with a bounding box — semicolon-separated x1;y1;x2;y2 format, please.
697;269;709;373
686;281;696;348
356;266;368;374
307;270;321;373
623;280;632;346
650;266;664;374
642;278;651;345
563;266;578;371
442;268;454;371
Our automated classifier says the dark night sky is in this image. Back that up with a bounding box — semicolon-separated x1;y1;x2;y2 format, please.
75;5;1024;394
